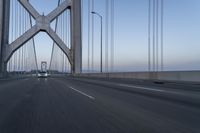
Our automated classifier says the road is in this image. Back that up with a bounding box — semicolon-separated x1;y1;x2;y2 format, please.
0;76;200;133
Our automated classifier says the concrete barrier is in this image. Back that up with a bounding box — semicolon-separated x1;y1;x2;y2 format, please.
76;71;200;83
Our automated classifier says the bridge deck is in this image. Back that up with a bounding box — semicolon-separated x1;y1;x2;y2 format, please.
0;77;200;133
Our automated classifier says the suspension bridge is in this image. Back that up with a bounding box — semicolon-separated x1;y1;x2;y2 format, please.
0;0;200;133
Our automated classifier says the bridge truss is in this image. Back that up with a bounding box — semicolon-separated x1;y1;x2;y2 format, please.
0;0;82;76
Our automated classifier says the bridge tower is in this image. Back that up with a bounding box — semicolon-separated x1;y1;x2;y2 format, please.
0;0;82;77
0;0;10;76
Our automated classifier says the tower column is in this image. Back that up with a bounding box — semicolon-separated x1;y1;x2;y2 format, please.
71;0;82;74
0;0;4;76
0;0;10;76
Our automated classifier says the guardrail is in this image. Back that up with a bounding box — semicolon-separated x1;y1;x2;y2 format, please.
75;71;200;83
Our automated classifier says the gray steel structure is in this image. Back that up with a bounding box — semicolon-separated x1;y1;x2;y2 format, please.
0;0;82;76
41;61;47;72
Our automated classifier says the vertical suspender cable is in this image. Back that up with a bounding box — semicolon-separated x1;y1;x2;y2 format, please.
11;0;13;43
62;0;64;73
8;0;12;72
66;10;69;72
22;6;24;72
81;0;83;73
24;7;26;72
65;10;68;73
91;0;94;72
18;4;22;74
152;0;155;71
60;8;62;72
156;0;159;71
29;15;38;71
49;0;61;71
63;11;65;72
68;10;71;72
105;0;109;72
23;7;26;72
24;10;26;72
14;0;17;72
88;0;90;72
12;0;14;72
10;0;14;72
25;10;27;72
63;10;65;73
64;10;67;73
20;3;22;73
27;0;38;71
66;10;68;72
56;5;61;72
17;2;20;72
161;0;164;71
62;11;64;72
148;0;151;72
59;10;62;71
16;2;18;72
111;0;114;72
10;0;14;71
61;9;63;72
17;1;19;72
19;3;22;72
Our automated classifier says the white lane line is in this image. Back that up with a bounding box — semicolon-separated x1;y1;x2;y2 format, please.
69;86;95;100
119;84;165;92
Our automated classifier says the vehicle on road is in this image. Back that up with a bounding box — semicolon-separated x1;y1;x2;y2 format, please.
37;71;48;78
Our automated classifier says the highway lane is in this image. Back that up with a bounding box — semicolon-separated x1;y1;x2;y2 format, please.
66;77;200;107
0;77;200;133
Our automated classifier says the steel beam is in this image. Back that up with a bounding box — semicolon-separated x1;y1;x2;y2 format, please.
3;0;82;75
6;25;40;62
46;27;72;65
47;0;71;22
0;0;3;60
0;0;3;76
0;0;10;76
18;0;40;19
71;0;82;74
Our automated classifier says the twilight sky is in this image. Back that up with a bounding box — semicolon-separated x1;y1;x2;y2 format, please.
29;0;200;72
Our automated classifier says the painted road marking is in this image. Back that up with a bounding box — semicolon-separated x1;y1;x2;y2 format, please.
69;86;95;100
119;84;165;92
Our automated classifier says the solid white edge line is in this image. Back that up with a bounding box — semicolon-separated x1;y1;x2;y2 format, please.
119;84;165;92
69;86;95;100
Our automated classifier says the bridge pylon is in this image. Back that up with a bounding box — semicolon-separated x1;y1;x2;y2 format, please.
0;0;82;77
0;0;10;77
71;0;82;74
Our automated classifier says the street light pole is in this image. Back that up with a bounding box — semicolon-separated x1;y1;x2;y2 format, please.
91;11;103;73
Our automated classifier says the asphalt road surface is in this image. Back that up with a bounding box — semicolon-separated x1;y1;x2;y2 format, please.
0;76;200;133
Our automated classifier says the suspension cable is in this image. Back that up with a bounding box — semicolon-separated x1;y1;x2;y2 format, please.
14;0;17;72
17;2;20;72
29;14;38;71
88;0;91;72
148;0;151;72
105;0;109;72
110;0;115;72
91;0;94;72
161;0;164;71
152;0;156;71
156;0;159;71
49;0;61;71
